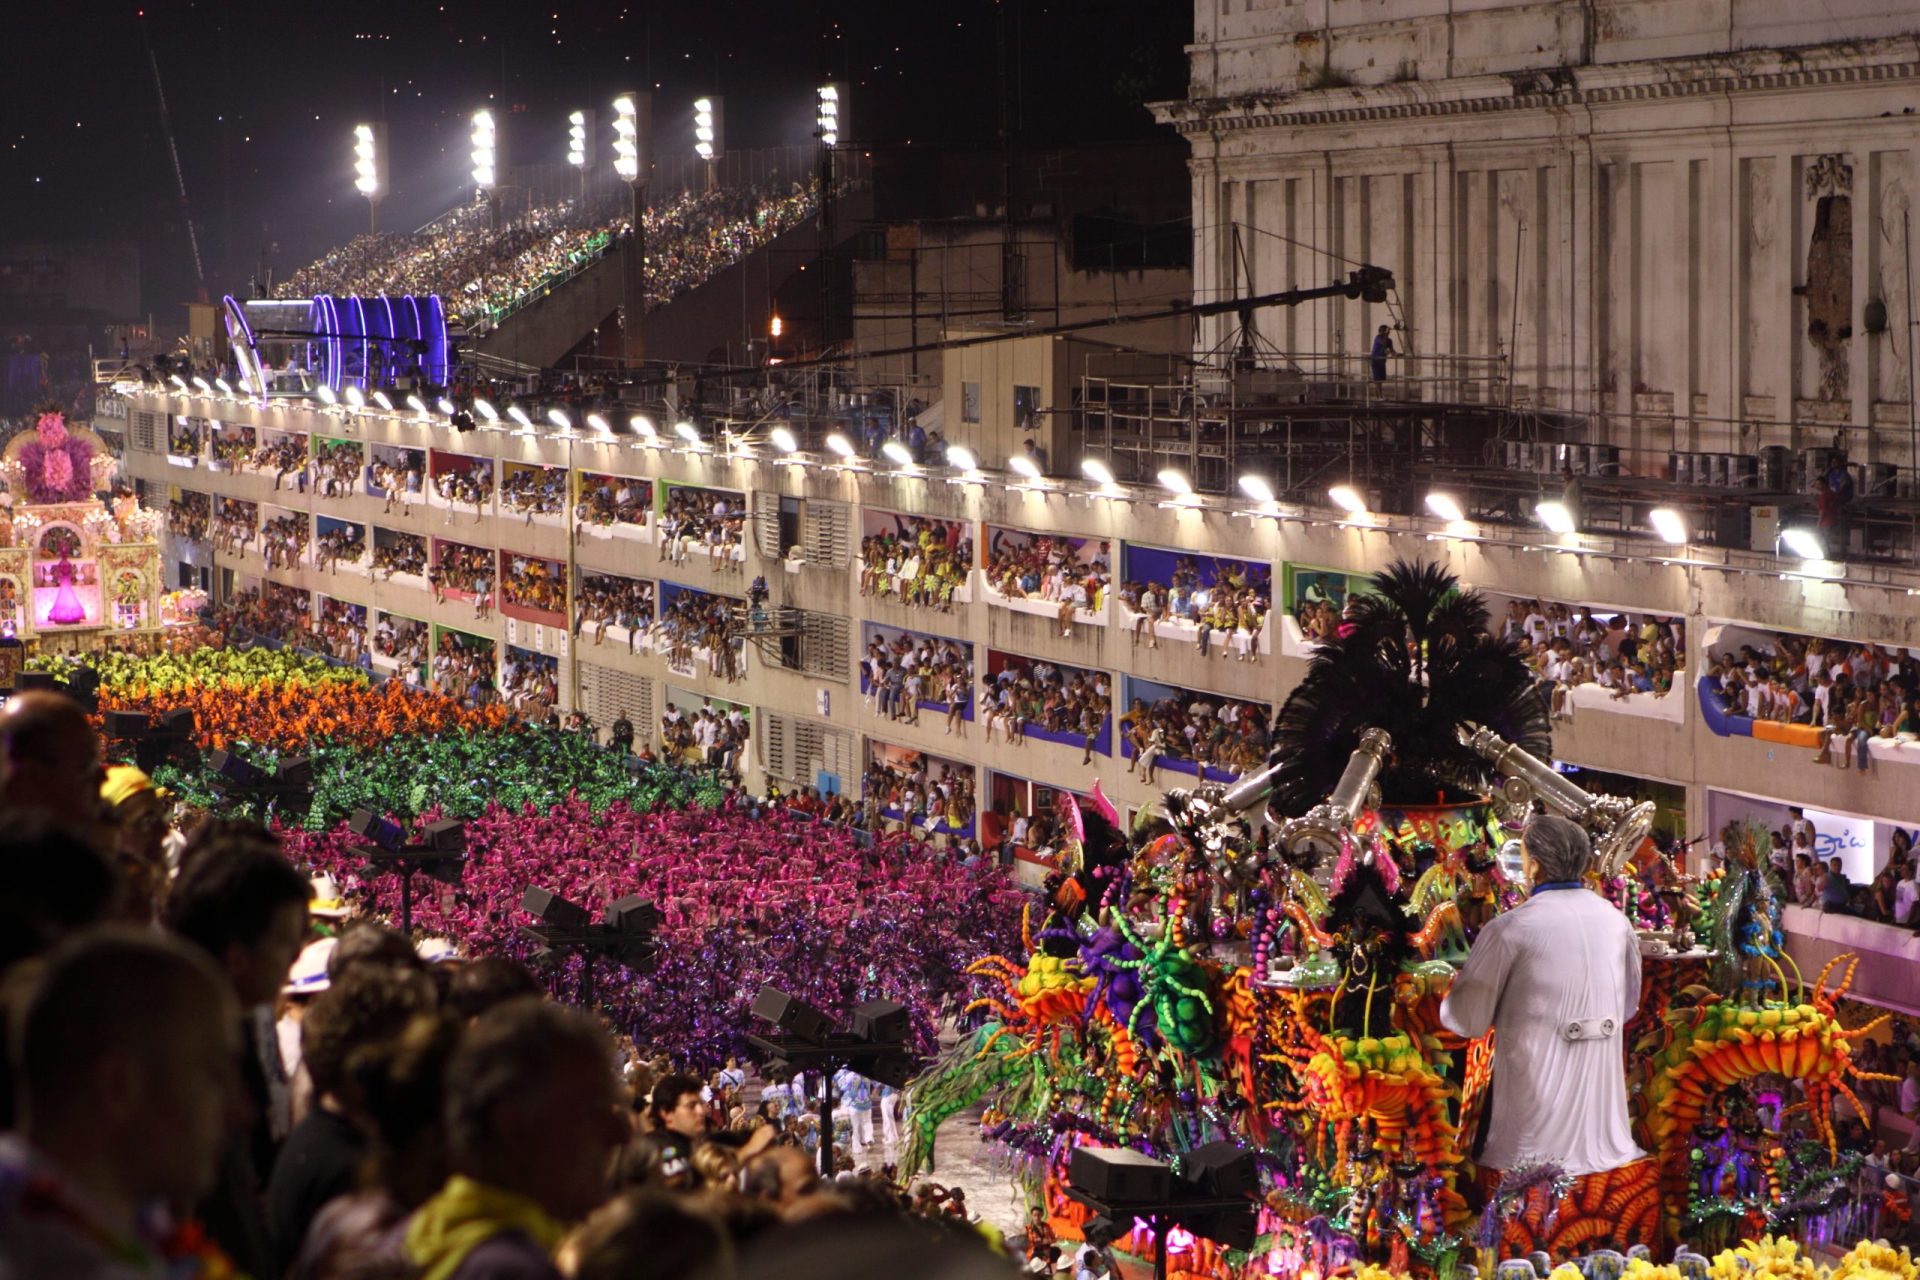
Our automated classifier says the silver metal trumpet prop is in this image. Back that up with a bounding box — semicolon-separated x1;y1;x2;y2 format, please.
1460;724;1655;878
1274;727;1392;865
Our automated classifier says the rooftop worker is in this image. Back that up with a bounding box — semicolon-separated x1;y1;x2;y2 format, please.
1439;814;1644;1178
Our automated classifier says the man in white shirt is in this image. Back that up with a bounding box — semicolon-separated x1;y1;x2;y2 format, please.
1895;862;1920;926
1440;815;1644;1177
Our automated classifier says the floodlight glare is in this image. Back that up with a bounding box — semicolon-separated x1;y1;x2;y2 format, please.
586;413;610;434
1534;499;1575;534
367;390;391;411
507;405;534;430
1237;474;1275;504
882;440;915;467
1425;492;1465;522
1008;454;1042;480
612;95;640;179
816;84;841;146
547;408;572;431
1648;507;1687;545
436;397;457;415
1081;457;1115;487
169;374;188;390
214;377;233;395
316;385;338;406
693;96;721;162
192;376;212;393
353;123;381;195
1327;484;1366;513
673;420;701;444
629;415;658;439
567;109;588;167
473;399;498;422
946;445;977;472
470;110;496;188
1780;527;1825;561
771;426;798;454
824;433;856;459
406;395;430;416
1156;468;1192;496
344;385;365;408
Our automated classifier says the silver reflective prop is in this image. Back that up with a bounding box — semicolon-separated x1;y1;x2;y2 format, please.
1460;725;1655;877
1275;727;1392;865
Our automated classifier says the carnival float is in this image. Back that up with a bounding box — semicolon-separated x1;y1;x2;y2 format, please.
0;409;166;675
905;562;1902;1279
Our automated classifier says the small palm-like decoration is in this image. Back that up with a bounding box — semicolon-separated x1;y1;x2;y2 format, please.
1265;559;1549;817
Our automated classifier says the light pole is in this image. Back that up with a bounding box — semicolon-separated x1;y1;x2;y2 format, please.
353;123;385;235
694;96;723;192
815;84;843;342
612;92;651;364
471;109;498;231
567;109;592;203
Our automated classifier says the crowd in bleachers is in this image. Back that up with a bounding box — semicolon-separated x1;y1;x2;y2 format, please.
862;753;978;833
167;492;210;542
1495;599;1685;717
373;612;428;674
657;587;744;681
261;514;309;570
1120;558;1270;660
983;533;1108;636
312;597;371;665
657;701;750;778
981;655;1111;764
167;419;202;458
311;440;363;498
501;648;561;717
274;181;817;333
858;518;973;612
371;530;427;579
658;487;745;571
313;522;366;573
1119;689;1271;783
431;630;497;704
500;554;566;615
430;544;494;619
860;630;972;734
1705;632;1920;772
501;464;568;522
208;584;312;645
252;436;309;491
576;472;651;529
576;573;656;650
434;459;495;517
369;448;425;515
212;498;256;554
209;425;256;469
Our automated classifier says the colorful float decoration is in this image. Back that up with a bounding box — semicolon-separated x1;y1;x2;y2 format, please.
905;562;1902;1279
0;409;163;650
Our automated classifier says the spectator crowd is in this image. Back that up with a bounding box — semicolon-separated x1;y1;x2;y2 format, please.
980;656;1111;765
861;630;972;735
862;752;979;835
1118;558;1270;660
983;533;1107;637
1495;599;1685;718
659;487;746;572
576;473;651;530
576;573;656;651
1704;631;1920;771
1119;690;1271;783
859;519;973;612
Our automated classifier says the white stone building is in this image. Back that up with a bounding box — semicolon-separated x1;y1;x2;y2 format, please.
1155;2;1919;465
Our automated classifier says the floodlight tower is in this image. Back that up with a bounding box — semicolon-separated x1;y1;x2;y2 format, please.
611;92;651;362
693;96;723;191
815;83;845;339
353;123;387;235
471;109;498;230
567;108;593;201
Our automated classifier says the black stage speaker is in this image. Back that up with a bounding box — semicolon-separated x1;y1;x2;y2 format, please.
1069;1146;1171;1204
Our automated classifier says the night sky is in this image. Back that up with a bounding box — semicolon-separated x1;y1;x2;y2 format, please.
1;0;1189;314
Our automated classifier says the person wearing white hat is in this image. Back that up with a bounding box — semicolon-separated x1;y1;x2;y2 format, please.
277;936;338;1124
308;873;351;922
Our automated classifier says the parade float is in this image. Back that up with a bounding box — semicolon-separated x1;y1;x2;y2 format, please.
0;409;165;674
905;562;1903;1279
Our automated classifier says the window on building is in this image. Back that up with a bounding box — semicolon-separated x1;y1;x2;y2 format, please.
961;382;981;424
1014;385;1040;431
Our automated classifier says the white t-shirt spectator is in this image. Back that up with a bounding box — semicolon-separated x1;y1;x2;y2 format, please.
1895;874;1920;926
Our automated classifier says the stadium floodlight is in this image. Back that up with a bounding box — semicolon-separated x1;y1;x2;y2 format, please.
770;426;799;454
1534;499;1575;534
1156;468;1192;496
370;390;393;411
567;110;590;167
406;394;430;417
881;440;915;468
1081;457;1115;487
1425;491;1465;522
547;408;572;431
1780;526;1825;561
473;399;498;422
353;123;380;194
213;377;232;395
1008;454;1042;481
1649;507;1687;545
693;96;723;163
507;405;534;432
824;433;856;460
1237;474;1275;504
316;385;338;406
673;420;702;445
192;376;212;393
470;110;496;189
629;415;658;440
816;83;842;146
343;385;366;409
946;445;977;472
586;413;610;434
435;397;457;416
169;374;188;391
611;94;646;181
1328;484;1366;514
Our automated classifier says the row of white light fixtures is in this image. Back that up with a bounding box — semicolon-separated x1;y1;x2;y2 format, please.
470;110;496;189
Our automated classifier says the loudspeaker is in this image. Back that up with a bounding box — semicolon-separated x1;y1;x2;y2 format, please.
15;671;56;692
607;895;660;934
1181;1140;1256;1198
159;707;196;736
750;986;835;1044
1069;1146;1171;1204
422;818;467;852
850;998;910;1044
857;1053;916;1090
104;710;150;738
275;756;314;788
521;887;591;931
1186;1207;1258;1252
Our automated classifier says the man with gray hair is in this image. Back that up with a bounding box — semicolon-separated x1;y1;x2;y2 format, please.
1440;814;1645;1177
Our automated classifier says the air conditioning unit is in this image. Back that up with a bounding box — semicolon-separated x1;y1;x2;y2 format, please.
1748;504;1782;552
